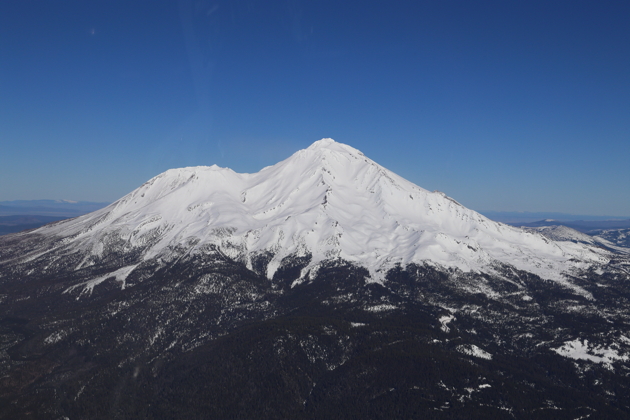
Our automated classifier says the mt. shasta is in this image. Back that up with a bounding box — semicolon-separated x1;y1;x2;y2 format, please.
1;139;630;419
31;139;610;293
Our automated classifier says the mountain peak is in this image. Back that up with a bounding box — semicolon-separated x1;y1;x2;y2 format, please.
307;138;337;148
304;138;363;157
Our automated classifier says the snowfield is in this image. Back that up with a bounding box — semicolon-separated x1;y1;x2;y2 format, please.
553;339;629;366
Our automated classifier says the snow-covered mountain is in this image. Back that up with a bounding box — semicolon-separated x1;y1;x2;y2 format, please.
2;139;630;419
28;139;609;293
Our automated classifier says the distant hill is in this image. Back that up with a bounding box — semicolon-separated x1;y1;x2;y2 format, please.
592;228;630;248
481;211;630;245
512;218;630;233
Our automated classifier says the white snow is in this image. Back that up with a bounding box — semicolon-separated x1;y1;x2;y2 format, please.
456;344;492;360
552;339;628;365
439;315;455;333
64;264;138;296
44;330;69;345
365;304;398;312
34;139;611;289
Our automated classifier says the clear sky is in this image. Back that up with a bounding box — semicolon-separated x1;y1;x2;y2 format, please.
1;0;629;216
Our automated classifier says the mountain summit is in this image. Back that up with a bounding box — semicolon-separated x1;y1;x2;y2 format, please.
29;139;607;292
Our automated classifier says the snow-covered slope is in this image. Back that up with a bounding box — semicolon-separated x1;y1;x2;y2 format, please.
29;139;610;285
523;225;630;255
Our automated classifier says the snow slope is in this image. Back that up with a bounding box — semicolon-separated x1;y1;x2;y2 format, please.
523;225;630;255
31;139;610;285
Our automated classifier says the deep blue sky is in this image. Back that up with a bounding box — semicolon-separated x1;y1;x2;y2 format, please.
1;0;629;216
